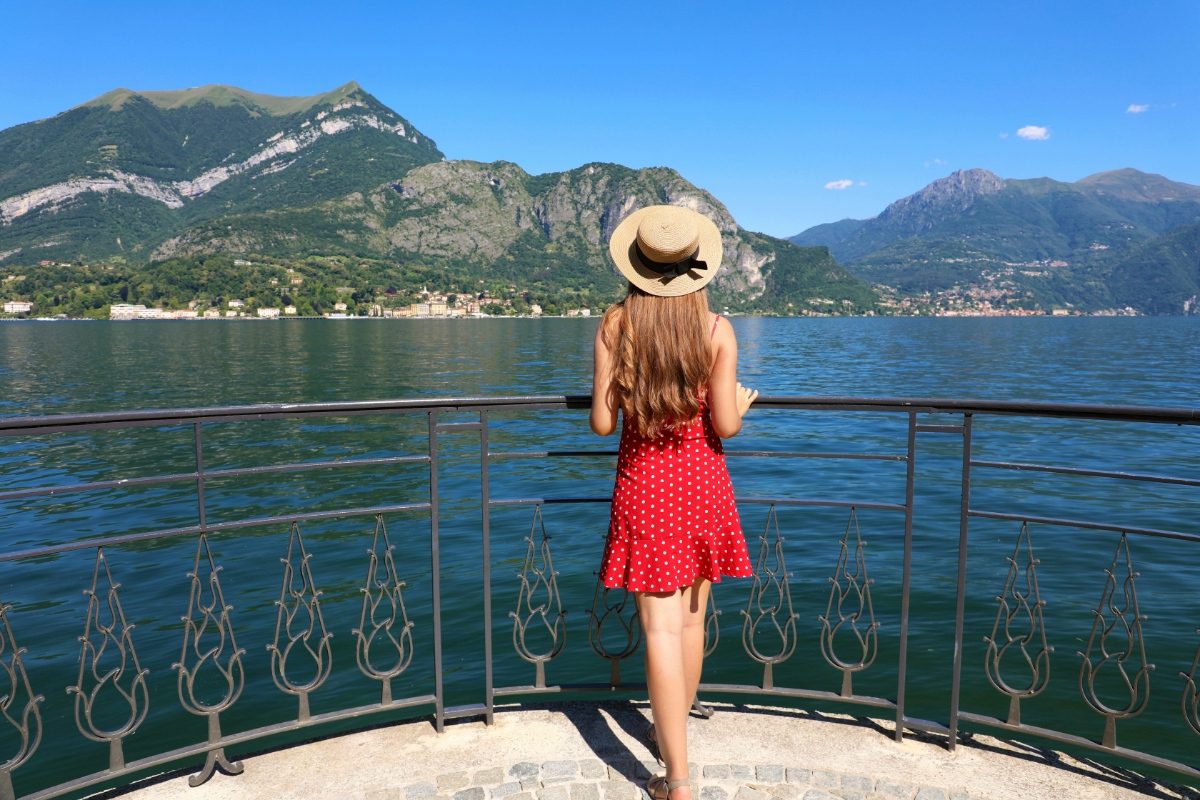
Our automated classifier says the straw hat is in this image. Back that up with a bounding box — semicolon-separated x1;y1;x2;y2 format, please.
608;205;723;297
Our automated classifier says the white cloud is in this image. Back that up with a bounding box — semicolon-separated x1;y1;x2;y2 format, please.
858;181;868;187
1126;103;1150;114
923;158;947;168
824;179;854;190
1016;125;1050;141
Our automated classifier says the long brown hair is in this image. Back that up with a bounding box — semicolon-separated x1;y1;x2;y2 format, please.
601;285;713;438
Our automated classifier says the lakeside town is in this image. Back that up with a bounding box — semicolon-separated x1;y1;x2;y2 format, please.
1;258;1147;320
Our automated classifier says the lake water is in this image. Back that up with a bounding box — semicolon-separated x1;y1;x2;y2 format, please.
0;316;1197;795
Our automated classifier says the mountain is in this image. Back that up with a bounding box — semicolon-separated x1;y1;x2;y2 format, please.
791;168;1200;313
0;82;442;261
0;83;873;315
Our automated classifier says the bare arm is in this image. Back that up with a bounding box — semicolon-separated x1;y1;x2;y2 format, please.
590;318;619;436
707;316;757;438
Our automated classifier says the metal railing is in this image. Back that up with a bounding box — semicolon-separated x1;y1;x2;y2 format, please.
0;395;1197;799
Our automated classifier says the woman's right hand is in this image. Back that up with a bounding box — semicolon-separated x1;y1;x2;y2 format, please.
736;382;758;418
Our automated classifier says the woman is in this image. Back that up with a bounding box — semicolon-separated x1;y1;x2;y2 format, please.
590;205;757;800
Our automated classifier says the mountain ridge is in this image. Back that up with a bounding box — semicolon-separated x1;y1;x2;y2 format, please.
0;82;874;316
790;167;1200;312
79;81;365;116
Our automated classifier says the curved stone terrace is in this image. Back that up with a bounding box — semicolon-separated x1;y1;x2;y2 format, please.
118;702;1196;800
0;396;1197;800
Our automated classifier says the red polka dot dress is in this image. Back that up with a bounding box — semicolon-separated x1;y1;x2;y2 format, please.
599;319;754;593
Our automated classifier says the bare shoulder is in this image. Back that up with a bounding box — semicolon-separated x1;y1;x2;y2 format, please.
713;314;736;344
597;305;623;346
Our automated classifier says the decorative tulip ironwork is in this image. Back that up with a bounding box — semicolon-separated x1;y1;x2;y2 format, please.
67;549;149;772
353;515;415;704
267;522;333;723
0;596;42;800
818;508;879;698
588;579;640;686
741;505;798;690
173;534;246;786
983;522;1052;726
510;505;566;688
1182;630;1200;737
1078;533;1154;749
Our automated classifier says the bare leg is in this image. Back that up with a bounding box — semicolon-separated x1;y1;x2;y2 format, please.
637;589;694;800
681;578;711;710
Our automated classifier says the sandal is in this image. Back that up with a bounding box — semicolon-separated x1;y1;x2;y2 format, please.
645;723;663;765
647;776;691;800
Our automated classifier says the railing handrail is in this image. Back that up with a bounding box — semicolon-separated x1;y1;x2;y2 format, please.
1;394;1198;434
1;394;1199;798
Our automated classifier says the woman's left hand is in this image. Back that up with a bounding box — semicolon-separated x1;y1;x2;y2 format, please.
736;382;758;418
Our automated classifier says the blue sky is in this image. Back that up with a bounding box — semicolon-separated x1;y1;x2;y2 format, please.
1;0;1196;236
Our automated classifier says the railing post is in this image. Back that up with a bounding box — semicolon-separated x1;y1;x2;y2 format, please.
193;422;206;533
948;412;974;749
480;410;494;725
428;410;445;732
894;411;918;742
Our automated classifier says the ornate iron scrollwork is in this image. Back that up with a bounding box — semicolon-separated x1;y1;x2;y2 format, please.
0;596;43;800
703;586;721;659
509;505;566;688
267;522;333;722
173;534;246;786
67;548;150;772
984;522;1052;725
818;507;878;698
1078;533;1154;748
588;582;640;686
353;515;415;704
741;505;798;690
1182;629;1200;737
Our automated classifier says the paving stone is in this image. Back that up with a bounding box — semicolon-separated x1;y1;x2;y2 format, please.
492;783;523;799
785;769;811;786
948;791;971;800
539;785;571;800
766;786;804;800
601;780;641;800
871;779;915;800
439;773;471;793
571;784;601;800
474;768;506;786
580;760;608;780
914;790;946;800
756;765;786;783
700;787;729;800
734;788;772;800
407;784;438;799
810;771;839;790
801;791;840;800
543;761;579;780
510;763;540;781
455;789;486;800
840;777;878;800
842;775;874;795
729;765;755;781
522;781;543;791
702;766;731;781
366;789;403;800
509;794;535;800
625;762;654;781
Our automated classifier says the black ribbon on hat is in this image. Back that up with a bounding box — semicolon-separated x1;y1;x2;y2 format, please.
633;242;708;280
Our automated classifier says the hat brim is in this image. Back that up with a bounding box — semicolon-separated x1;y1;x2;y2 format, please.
608;205;723;297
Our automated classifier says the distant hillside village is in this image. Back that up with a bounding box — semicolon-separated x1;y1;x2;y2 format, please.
102;286;593;320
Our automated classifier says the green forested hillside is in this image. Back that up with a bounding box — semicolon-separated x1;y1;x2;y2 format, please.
790;168;1200;312
0;85;874;316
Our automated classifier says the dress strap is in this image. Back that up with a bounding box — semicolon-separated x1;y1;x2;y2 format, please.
710;313;720;339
